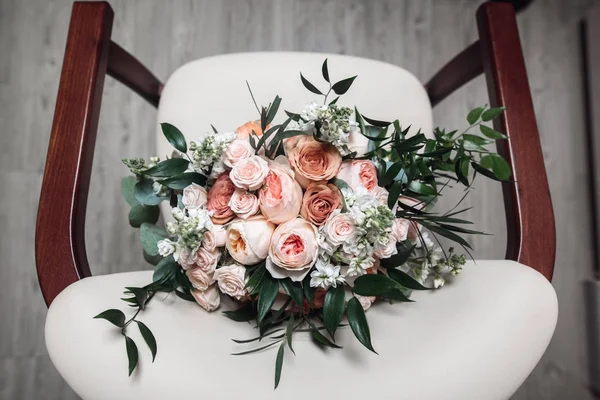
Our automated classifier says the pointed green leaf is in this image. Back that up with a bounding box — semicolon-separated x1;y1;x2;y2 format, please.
300;73;323;95
160;122;187;153
266;96;282;125
158;172;206;189
153;255;178;282
124;287;149;309
125;336;138;376
387;181;402;209
387;268;430;290
480;154;511;180
479;124;507;139
93;309;126;327
362;114;391;128
302;273;317;306
329;96;340;105
310;329;342;348
144;158;189;178
136;321;157;362
466;106;485;125
223;302;257;322
353;274;413;302
286;315;295;355
281;279;304;306
332;76;357;95
323;285;346;335
481;106;505;121
274;342;285;389
321;58;330;82
257;276;279;323
347;297;377;353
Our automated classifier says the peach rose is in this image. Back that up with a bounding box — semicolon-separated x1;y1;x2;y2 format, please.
207;172;236;224
229;155;269;191
209;225;227;248
201;230;217;252
336;160;378;192
235;120;268;139
323;211;357;247
300;183;342;226
186;267;214;291
229;189;259;219
266;218;318;282
259;157;303;224
288;136;342;188
182;183;208;209
213;264;247;300
223;139;254;168
226;216;275;265
175;246;197;270
192;285;220;312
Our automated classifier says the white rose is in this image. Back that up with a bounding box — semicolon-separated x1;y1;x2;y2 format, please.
229;155;270;191
213;264;247;300
157;239;175;257
223;139;254;168
186;267;214;291
323;211;357;247
226;217;275;265
210;224;227;248
182;183;208;209
347;122;370;156
374;235;398;259
392;218;410;242
229;189;260;219
371;186;389;206
192;285;221;311
201;230;217;251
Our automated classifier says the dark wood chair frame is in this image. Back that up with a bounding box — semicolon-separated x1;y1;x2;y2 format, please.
35;1;556;306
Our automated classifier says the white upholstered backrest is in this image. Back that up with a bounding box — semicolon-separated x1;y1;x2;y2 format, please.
156;52;432;158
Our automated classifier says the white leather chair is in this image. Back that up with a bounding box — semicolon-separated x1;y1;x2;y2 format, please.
37;2;557;399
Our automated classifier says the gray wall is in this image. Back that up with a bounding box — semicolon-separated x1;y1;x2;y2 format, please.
0;0;597;398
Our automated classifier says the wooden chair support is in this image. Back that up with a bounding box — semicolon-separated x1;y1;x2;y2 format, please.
36;1;555;306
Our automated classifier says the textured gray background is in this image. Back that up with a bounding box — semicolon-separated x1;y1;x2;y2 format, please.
0;0;597;398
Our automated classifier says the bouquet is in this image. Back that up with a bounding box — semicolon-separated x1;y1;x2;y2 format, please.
94;59;509;388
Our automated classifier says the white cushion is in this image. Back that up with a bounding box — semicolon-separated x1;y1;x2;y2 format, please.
45;260;557;400
155;52;433;158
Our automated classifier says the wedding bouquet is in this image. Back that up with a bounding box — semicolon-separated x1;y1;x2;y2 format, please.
95;59;509;388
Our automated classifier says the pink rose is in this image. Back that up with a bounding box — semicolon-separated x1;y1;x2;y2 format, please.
223;139;254;168
336;160;378;192
210;224;227;248
207;172;236;224
235;120;268;139
192;285;220;312
202;230;217;251
374;236;398;259
300;183;342;226
226;216;275;265
288;136;342;188
229;189;259;219
259;157;303;224
266;218;318;282
371;186;389;206
323;211;356;247
213;264;247;300
186;267;214;291
392;218;410;242
175;246;197;270
229;155;269;191
194;247;220;274
182;183;208;209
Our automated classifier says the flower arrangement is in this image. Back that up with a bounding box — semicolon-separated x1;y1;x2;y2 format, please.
95;59;510;388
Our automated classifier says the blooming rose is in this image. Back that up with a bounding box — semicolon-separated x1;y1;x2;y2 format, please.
266;218;319;281
182;183;208;209
288;136;342;188
186;267;214;291
209;224;227;248
192;285;220;312
392;218;410;242
300;183;342;226
374;236;398;259
336;160;378;192
259;157;303;224
371;186;389;206
201;230;217;251
213;264;247;300
226;216;275;265
229;155;269;191
194;247;220;274
323;211;357;247
235;120;267;139
229;189;259;219
347;123;370;156
223;139;254;168
207;172;236;224
175;246;197;270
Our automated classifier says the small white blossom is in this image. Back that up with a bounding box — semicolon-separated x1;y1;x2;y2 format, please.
347;256;375;277
171;207;185;221
433;274;445;289
310;259;345;289
157;238;176;257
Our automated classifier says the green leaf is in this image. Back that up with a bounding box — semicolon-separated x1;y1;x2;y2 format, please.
175;290;195;302
158;172;206;189
471;162;502;181
124;287;149;309
347;297;377;353
330;177;350;211
153;255;178;282
303;273;317;306
381;162;403;186
140;223;168;256
466;106;485;125
353;274;413;302
323;285;346;336
455;158;469;186
136;321;157;362
321;58;329;83
300;73;323;95
362;114;391;128
387;181;402;210
223;302;257;322
128;204;159;228
380;243;415;268
245;265;267;295
387;268;430;290
332;76;357;95
286;315;295;355
125;336;138;376
257;276;279;323
329;96;340;105
480;154;511;180
160;122;187;153
281;279;304;306
231;340;281;356
481;106;505;121
310;329;342;348
479;124;507;139
420;222;473;249
274;342;285;389
463;134;494;146
408;181;436;196
121;176;139;207
134;178;166;206
93;309;126;327
266;96;282;125
268;130;306;154
144;158;189;178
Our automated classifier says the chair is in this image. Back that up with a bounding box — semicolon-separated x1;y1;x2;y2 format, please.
37;2;558;399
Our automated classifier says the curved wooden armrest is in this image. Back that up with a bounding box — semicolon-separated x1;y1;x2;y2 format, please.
35;2;163;306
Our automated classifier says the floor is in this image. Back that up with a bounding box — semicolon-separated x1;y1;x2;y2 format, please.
0;0;597;398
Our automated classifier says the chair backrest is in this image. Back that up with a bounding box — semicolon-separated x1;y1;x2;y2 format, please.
35;1;555;306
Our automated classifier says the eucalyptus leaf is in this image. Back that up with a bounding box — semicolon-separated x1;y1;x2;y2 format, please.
381;162;403;186
128;204;159;228
303;273;317;305
140;223;168;256
323;285;345;336
332;76;357;95
121;176;139;207
136;321;157;362
160;122;187;153
93;309;126;327
347;297;377;353
408;181;437;196
134;178;166;206
300;73;323;95
125;336;138;376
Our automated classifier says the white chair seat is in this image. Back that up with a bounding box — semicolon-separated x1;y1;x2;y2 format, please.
45;260;557;400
